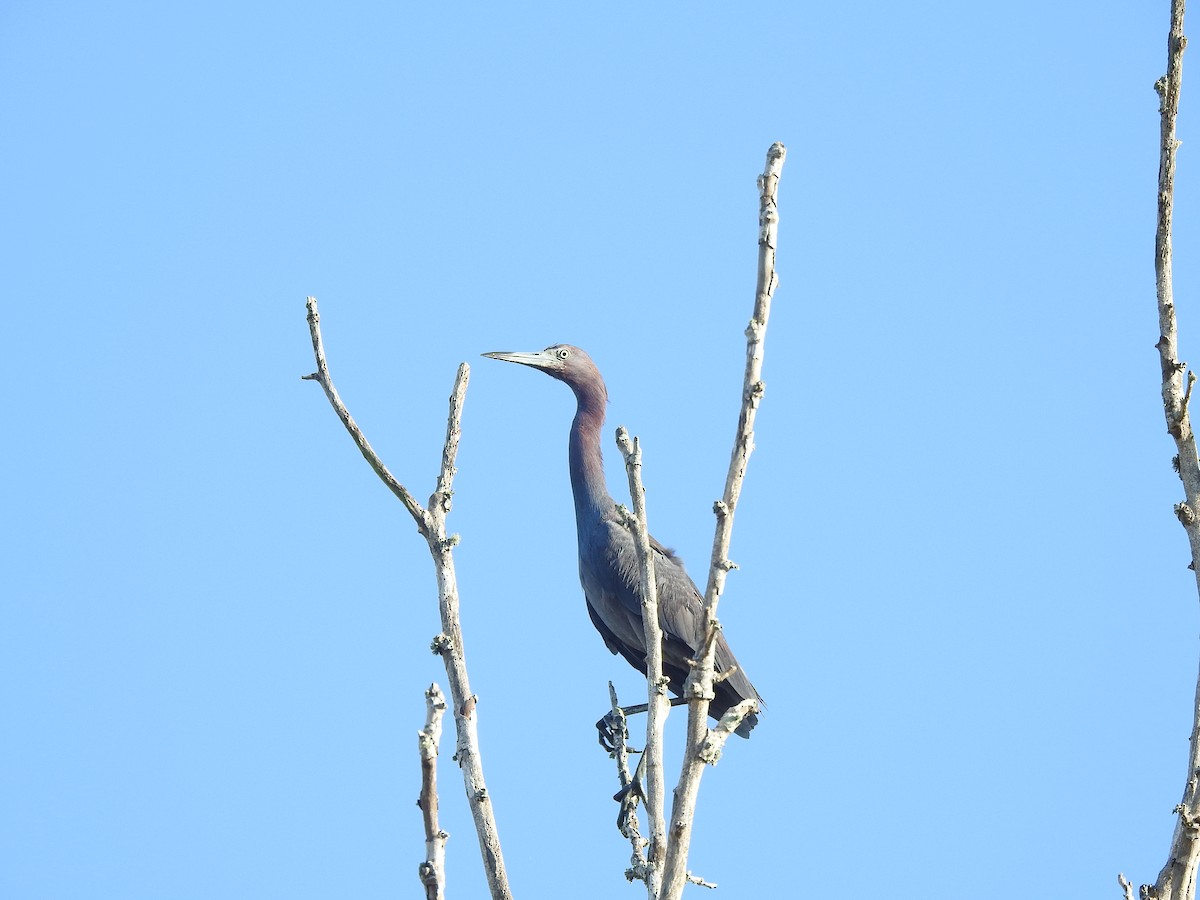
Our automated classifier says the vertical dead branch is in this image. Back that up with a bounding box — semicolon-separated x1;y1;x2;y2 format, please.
1140;3;1200;899
659;142;785;900
418;683;449;900
607;683;652;882
302;297;513;900
615;427;669;898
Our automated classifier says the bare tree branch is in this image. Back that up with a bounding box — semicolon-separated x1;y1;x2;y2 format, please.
302;297;513;900
698;699;761;765
660;141;785;900
1138;4;1200;899
301;297;426;524
606;682;653;883
615;427;670;898
418;683;449;900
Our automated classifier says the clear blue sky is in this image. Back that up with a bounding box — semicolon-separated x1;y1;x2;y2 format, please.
1;2;1189;897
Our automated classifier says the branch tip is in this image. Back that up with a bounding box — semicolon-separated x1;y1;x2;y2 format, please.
662;141;783;900
686;871;718;890
613;425;669;884
1147;6;1200;900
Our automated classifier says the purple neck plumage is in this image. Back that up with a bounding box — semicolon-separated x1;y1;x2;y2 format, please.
566;373;612;526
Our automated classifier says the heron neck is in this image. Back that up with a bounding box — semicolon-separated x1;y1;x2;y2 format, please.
568;400;612;524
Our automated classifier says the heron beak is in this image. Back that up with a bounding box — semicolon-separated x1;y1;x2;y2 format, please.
482;350;557;371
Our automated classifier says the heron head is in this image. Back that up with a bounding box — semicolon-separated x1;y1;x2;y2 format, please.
483;344;607;407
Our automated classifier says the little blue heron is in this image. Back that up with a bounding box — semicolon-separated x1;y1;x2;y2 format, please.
484;344;763;737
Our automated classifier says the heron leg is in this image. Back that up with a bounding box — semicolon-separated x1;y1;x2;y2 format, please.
597;696;689;751
614;751;647;831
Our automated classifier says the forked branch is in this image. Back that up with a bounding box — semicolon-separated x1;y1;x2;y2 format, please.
302;297;512;900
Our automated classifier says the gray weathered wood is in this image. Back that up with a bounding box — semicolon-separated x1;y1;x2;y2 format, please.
660;142;784;900
302;299;513;900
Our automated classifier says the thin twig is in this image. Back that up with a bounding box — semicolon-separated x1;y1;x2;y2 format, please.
418;683;449;900
697;699;761;765
607;684;637;800
608;683;651;883
302;298;513;900
431;364;469;518
301;297;427;527
615;427;669;898
660;142;784;900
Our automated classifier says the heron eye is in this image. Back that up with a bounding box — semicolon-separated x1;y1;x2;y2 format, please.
556;348;570;360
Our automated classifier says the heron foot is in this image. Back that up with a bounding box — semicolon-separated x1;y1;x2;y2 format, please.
597;711;642;754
